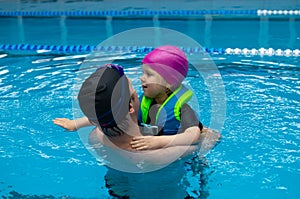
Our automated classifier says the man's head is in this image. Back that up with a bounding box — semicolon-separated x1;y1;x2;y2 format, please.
78;64;138;136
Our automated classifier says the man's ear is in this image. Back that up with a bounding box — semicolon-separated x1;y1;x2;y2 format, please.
129;102;135;114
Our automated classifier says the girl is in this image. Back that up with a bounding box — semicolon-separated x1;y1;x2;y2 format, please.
131;46;203;150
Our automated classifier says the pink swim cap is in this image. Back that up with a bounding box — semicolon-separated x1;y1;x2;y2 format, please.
142;45;188;88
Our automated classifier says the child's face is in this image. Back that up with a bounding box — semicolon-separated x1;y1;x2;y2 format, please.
140;64;168;99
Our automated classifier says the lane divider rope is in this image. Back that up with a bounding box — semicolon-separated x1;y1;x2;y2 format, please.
0;10;299;17
0;44;299;57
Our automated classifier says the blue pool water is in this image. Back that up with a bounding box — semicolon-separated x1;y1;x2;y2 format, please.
1;4;300;199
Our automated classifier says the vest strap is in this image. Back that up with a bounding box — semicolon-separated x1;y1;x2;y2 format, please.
174;89;193;120
140;84;193;125
155;85;183;122
141;96;153;123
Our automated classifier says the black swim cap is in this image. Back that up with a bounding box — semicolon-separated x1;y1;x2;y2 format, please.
78;65;130;129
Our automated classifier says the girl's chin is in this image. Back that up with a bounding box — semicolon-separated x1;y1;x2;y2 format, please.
143;92;149;97
143;92;152;98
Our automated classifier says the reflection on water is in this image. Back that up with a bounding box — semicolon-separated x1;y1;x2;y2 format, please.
104;156;211;199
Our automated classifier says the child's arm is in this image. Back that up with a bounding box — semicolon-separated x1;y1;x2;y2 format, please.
131;126;220;151
130;126;200;150
131;104;203;150
52;117;92;131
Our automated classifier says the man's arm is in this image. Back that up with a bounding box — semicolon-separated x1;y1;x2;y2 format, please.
90;131;200;172
95;128;220;172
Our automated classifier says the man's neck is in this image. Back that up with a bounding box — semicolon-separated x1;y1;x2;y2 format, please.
103;119;141;151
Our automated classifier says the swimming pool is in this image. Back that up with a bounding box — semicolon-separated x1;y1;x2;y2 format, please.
0;1;300;199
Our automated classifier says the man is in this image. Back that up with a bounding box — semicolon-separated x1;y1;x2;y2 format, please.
54;64;220;172
54;64;220;198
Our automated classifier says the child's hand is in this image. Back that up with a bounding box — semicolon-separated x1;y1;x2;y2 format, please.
53;118;77;131
130;136;163;151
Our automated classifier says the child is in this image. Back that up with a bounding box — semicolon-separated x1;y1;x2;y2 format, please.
53;46;203;150
138;45;202;135
131;46;203;150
